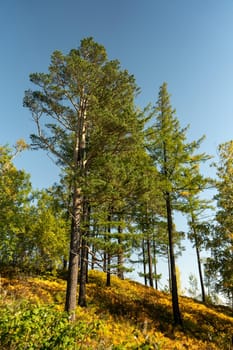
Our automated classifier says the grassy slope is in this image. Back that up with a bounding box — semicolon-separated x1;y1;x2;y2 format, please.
0;270;232;349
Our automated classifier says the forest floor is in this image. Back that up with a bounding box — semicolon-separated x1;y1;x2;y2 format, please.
0;269;232;349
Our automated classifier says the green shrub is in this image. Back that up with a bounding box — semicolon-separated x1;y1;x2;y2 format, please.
0;303;98;350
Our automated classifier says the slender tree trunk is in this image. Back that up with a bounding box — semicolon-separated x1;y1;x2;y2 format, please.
106;213;111;287
194;236;206;303
78;237;87;307
142;239;147;286
65;94;88;319
65;187;82;319
190;215;206;303
147;238;154;288
91;224;98;270
167;246;172;293
152;240;158;290
166;192;183;327
117;224;124;280
78;200;89;307
103;251;107;272
106;253;111;287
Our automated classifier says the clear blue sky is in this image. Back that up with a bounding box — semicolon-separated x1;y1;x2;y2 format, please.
1;0;233;292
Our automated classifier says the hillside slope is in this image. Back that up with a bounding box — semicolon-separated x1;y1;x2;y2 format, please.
0;270;232;349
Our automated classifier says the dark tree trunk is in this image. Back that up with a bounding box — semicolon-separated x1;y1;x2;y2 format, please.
106;213;111;287
147;238;154;288
106;253;111;287
153;240;158;290
117;224;124;280
78;200;90;306
142;239;147;286
103;251;107;272
195;236;206;303
167;246;172;293
166;192;183;327
78;237;87;307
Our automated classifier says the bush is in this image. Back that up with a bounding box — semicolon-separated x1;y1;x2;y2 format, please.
0;303;98;350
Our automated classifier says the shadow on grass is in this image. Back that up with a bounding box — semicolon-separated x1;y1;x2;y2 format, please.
87;273;233;348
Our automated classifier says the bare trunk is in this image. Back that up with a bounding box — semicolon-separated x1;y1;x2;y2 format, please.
106;213;111;287
152;240;158;290
190;215;206;303
142;239;147;286
65;187;82;319
106;253;111;287
78;201;89;307
166;192;183;327
195;236;206;303
147;238;154;288
117;224;124;279
78;239;87;306
65;94;88;319
167;246;172;293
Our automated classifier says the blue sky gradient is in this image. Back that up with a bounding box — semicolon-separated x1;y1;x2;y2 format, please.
1;0;233;291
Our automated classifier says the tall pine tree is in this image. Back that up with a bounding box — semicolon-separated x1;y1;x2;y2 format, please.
147;82;210;326
24;37;143;319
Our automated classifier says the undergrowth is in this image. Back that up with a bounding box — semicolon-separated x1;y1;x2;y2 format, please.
0;270;232;349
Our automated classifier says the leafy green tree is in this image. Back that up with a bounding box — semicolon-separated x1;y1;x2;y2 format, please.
184;195;213;303
206;141;233;306
147;82;210;326
24;37;143;317
0;144;31;269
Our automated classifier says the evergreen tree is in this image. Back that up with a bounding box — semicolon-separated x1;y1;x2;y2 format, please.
147;82;210;326
24;37;143;318
185;195;212;303
206;141;233;306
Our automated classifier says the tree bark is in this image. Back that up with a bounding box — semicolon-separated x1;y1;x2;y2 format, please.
117;224;124;279
194;236;206;303
147;238;154;288
153;240;158;290
106;213;111;287
166;192;183;327
65;187;82;319
78;200;90;307
142;239;147;286
65;94;88;319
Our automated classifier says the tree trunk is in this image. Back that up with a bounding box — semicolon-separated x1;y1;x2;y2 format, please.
195;236;206;303
153;240;158;290
78;200;89;307
147;238;154;288
106;213;111;287
167;246;172;293
166;192;183;327
78;238;87;306
117;224;124;280
65;187;82;320
142;239;147;286
65;94;88;319
106;253;111;287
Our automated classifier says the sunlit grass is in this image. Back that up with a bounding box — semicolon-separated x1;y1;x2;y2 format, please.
0;269;232;349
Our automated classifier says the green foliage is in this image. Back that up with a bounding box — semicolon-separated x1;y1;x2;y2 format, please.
1;271;233;349
24;36;145;312
206;141;233;304
0;303;100;350
0;146;69;273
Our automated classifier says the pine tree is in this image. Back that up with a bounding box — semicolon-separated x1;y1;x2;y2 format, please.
147;82;210;326
24;37;143;318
